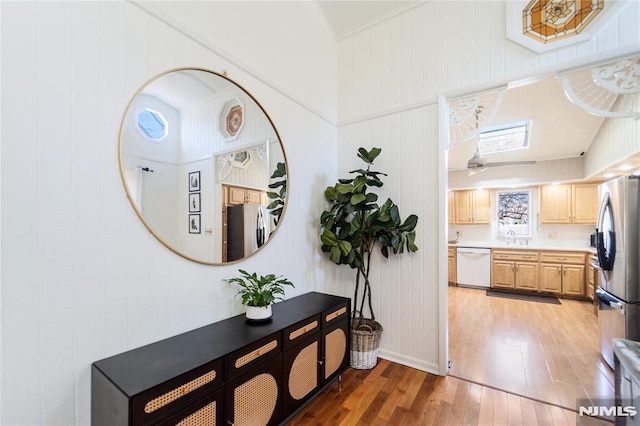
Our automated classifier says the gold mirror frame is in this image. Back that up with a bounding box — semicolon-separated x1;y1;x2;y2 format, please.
118;67;288;265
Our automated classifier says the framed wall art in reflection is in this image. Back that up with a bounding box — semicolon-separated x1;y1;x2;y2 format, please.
189;193;201;213
188;171;200;192
189;214;201;234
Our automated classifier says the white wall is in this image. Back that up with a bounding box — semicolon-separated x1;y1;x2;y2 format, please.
585;113;640;177
336;0;640;374
0;1;338;425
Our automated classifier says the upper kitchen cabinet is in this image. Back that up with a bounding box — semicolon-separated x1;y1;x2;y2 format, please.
448;192;455;225
454;189;490;224
539;183;598;224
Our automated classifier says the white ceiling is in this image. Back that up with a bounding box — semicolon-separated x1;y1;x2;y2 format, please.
315;0;424;39
447;76;606;171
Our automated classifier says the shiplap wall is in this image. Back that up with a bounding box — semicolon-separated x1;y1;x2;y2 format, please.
337;1;640;373
448;157;586;190
0;2;338;425
585;113;640;177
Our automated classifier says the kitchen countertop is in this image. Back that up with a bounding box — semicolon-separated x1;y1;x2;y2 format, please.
448;240;596;253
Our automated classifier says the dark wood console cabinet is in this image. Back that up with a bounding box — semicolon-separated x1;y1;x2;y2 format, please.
92;292;350;425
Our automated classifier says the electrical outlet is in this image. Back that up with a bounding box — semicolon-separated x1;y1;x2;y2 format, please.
547;232;557;239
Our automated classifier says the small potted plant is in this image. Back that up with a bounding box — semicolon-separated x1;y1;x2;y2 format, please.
225;269;294;323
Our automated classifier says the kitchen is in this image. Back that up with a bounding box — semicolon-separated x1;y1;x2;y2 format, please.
445;57;640;412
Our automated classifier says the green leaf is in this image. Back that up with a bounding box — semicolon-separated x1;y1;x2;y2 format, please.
407;232;418;252
367;147;382;162
399;214;418;232
350;193;366;205
266;191;279;199
389;204;401;225
365;193;378;203
321;230;338;246
330;245;341;263
268;181;285;189
336;183;355;194
266;200;280;210
271;162;286;178
324;186;338;201
357;147;382;164
338;240;352;256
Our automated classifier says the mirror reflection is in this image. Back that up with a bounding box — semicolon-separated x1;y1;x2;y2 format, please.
119;68;287;264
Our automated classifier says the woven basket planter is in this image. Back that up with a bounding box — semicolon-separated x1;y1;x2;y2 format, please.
350;318;383;369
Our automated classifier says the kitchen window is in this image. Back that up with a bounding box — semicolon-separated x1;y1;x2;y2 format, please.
497;190;531;238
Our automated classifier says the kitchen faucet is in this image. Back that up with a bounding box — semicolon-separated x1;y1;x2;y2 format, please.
506;230;517;244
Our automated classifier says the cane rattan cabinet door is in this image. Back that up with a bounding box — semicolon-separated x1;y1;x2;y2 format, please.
156;388;223;426
321;318;349;385
226;355;283;426
283;333;321;415
320;302;349;386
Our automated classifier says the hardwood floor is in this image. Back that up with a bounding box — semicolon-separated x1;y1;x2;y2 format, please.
288;359;610;425
448;286;614;410
288;286;614;425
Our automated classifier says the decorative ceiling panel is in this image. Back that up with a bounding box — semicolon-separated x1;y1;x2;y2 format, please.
506;0;625;53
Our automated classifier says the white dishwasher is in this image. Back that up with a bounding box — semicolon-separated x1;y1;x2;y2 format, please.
456;247;491;288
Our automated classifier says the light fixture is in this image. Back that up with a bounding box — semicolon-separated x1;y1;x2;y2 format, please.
619;164;634;171
633;170;640;176
603;172;616;178
551;181;560;185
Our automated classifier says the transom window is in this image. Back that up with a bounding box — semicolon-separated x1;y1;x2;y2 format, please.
137;109;168;141
478;120;530;154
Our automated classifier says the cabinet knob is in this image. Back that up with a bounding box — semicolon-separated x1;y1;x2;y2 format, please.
318;360;324;366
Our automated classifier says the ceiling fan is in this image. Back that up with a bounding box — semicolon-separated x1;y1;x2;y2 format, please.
463;149;536;176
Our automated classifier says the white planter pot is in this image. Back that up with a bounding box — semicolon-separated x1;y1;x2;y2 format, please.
246;305;272;321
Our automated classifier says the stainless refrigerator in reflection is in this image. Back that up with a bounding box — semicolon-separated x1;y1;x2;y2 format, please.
226;204;268;262
594;175;640;369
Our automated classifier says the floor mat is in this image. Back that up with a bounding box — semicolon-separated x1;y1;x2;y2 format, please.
486;289;561;304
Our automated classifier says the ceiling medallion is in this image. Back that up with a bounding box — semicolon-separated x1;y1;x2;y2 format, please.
506;0;624;53
523;0;603;44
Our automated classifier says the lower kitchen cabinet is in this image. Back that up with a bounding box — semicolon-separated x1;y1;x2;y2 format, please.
539;251;586;296
492;251;539;291
448;247;456;285
91;292;350;426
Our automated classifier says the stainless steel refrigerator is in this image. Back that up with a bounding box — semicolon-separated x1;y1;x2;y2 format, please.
594;175;640;369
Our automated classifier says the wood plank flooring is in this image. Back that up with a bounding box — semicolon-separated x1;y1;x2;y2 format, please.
448;286;614;410
288;286;614;425
288;359;610;425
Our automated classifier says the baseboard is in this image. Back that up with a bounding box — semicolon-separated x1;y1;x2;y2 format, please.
376;350;441;376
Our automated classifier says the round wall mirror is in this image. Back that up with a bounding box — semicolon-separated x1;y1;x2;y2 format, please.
118;68;288;265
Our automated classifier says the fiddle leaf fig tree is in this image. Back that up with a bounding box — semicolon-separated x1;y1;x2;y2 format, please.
320;147;418;326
